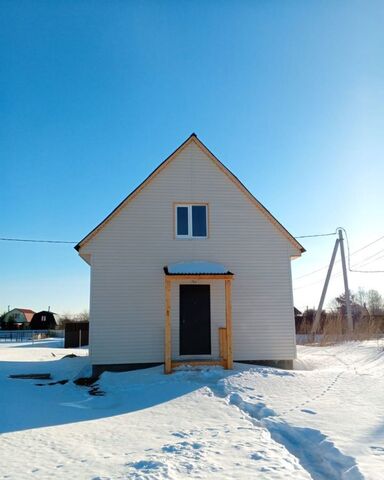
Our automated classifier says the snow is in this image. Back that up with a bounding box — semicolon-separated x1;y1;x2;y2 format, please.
166;261;230;274
0;340;383;479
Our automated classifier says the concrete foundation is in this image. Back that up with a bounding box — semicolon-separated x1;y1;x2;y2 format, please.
92;358;293;376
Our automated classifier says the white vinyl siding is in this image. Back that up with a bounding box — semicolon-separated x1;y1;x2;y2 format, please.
82;140;299;366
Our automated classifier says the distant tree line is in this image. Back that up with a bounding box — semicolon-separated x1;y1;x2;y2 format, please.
58;310;89;325
297;287;384;334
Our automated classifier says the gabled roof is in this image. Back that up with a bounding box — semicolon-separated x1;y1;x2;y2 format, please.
6;308;35;323
31;311;60;324
15;308;35;314
34;310;58;315
75;134;305;254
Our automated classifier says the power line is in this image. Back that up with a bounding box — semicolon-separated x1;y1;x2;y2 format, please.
0;229;340;246
353;252;384;269
346;232;384;256
339;228;384;273
293;273;342;291
294;231;384;281
295;231;337;239
293;279;324;291
350;247;384;268
2;228;384;274
0;237;77;244
294;264;330;281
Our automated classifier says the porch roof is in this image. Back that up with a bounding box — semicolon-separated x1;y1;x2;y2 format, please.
164;261;233;276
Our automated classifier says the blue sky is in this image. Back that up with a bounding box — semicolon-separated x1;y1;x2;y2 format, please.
2;0;384;314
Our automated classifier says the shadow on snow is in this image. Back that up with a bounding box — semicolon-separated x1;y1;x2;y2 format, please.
0;354;290;434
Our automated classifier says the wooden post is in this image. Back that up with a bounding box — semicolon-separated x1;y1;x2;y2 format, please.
219;327;227;363
225;279;233;369
164;278;172;374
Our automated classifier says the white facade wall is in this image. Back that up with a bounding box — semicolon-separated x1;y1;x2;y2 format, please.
81;141;300;366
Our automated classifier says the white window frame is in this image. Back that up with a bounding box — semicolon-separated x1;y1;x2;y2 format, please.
175;204;208;239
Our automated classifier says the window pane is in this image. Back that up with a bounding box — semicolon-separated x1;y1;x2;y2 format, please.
192;205;207;237
177;206;189;235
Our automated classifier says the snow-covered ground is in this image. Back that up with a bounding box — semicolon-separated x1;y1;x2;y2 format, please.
0;339;383;479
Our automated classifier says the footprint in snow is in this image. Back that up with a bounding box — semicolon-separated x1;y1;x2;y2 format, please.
250;453;264;461
301;409;317;415
205;427;220;433
162;441;203;454
171;431;189;438
128;460;165;470
370;446;384;456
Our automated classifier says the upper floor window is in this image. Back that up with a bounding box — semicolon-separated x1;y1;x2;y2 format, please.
175;204;208;238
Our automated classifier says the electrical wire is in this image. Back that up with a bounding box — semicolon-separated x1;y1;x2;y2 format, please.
294;231;384;281
0;237;77;244
0;229;339;246
350;248;384;268
1;229;384;274
293;271;343;290
344;232;384;256
294;264;331;281
352;252;384;269
295;231;337;239
339;228;384;273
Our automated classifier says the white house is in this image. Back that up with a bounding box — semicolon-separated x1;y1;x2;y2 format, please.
75;134;304;375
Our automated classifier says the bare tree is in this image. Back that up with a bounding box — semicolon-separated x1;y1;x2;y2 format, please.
73;310;89;322
366;289;384;315
59;312;75;325
355;287;368;308
354;287;384;315
59;310;89;324
77;310;89;322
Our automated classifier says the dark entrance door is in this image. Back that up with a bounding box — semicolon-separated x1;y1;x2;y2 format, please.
179;284;211;355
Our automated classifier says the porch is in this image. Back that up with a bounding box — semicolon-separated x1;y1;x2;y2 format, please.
163;261;234;374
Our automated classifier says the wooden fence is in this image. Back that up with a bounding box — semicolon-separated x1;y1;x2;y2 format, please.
64;322;89;348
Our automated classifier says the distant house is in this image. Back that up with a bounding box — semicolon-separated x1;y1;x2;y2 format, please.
75;134;305;375
294;308;304;333
294;307;303;319
30;311;60;330
2;308;35;328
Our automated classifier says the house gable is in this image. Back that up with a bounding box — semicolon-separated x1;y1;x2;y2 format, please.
76;134;304;259
81;138;302;365
4;308;35;324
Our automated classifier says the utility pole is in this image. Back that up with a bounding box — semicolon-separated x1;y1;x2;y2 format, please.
312;238;339;332
338;229;353;330
311;228;353;333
